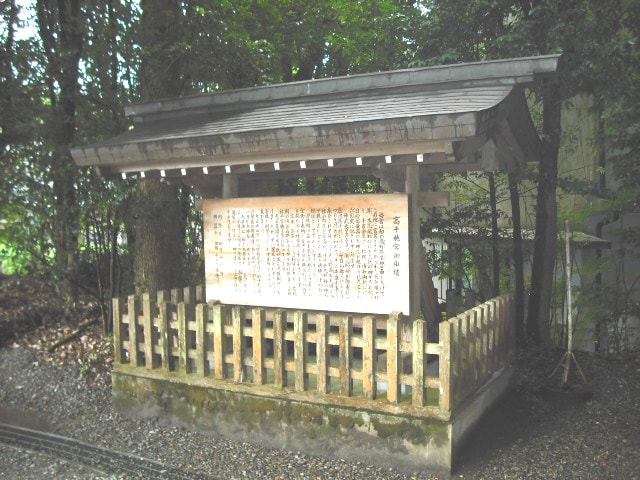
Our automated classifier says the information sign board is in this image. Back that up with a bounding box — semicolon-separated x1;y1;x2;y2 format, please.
203;194;410;314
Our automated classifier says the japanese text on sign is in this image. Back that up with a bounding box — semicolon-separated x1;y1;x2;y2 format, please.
203;194;410;314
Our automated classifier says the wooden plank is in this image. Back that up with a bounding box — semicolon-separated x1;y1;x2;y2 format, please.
412;319;425;406
177;303;191;374
222;173;238;198
460;312;470;396
142;293;155;369
439;321;453;413
339;315;353;396
480;304;489;380
158;301;170;371
362;316;376;400
127;295;139;367
450;317;461;403
156;290;170;305
171;288;183;305
196;303;207;376
273;310;285;388
294;311;308;391
475;306;483;383
195;285;205;303
470;308;479;385
184;286;195;305
112;297;123;365
232;306;243;382
316;313;329;394
252;308;266;385
212;303;225;379
487;300;496;373
386;314;400;404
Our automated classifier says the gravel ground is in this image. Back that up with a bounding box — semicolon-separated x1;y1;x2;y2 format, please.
0;342;639;479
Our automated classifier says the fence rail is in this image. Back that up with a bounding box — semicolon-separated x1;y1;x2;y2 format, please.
112;287;514;417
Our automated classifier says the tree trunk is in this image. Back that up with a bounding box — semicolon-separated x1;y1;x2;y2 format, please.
132;0;188;295
133;179;186;293
526;82;561;343
508;170;525;343
36;0;84;304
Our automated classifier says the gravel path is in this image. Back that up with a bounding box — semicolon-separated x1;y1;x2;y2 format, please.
0;343;639;479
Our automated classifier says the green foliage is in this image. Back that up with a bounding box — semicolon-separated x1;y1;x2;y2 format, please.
1;0;638;350
421;172;514;301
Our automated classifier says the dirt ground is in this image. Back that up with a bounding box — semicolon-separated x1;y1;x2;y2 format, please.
0;275;113;380
1;275;639;479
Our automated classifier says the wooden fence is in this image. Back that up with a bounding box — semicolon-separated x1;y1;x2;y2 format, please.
112;287;514;417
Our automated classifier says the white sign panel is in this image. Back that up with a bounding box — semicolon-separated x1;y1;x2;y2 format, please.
203;194;410;315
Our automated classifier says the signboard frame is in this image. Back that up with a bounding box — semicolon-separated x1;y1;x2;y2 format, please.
203;194;412;315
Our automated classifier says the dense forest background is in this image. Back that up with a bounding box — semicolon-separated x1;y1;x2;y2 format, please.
1;0;639;348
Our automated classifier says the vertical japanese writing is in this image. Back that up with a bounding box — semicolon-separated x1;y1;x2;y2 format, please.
205;195;409;314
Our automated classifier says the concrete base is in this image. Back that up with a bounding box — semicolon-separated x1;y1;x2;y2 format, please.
112;364;515;476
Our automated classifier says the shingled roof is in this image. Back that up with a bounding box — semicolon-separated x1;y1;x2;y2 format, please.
71;55;560;193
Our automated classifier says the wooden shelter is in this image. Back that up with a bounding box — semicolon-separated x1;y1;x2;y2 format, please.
71;55;560;474
72;55;558;190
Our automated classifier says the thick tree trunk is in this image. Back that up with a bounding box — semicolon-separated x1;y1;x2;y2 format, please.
132;0;188;295
508;170;525;343
133;179;186;293
526;83;561;343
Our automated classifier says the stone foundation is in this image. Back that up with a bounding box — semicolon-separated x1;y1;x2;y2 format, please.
112;364;515;475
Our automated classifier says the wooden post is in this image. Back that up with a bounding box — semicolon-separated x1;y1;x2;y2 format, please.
450;317;460;403
273;310;285;388
386;313;400;403
460;312;470;394
439;320;453;413
362;316;376;400
222;173;238;199
294;311;308;391
316;313;329;394
339;315;352;396
412;319;426;406
156;290;170;306
195;285;205;303
406;164;420;316
480;303;489;380
142;293;155;369
252;308;266;385
405;164;421;337
127;295;139;367
178;302;191;374
112;297;123;365
212;303;225;379
195;303;207;376
488;300;496;373
446;289;457;320
171;288;183;305
232;306;243;382
469;308;479;385
158;300;170;371
183;286;195;305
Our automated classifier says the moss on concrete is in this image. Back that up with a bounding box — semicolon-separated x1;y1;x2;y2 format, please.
112;370;456;473
370;416;448;447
